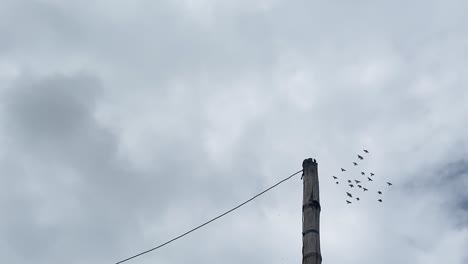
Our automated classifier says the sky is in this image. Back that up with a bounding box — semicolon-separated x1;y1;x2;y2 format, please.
1;0;468;263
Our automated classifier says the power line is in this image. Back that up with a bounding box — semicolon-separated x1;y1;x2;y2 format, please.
115;169;303;264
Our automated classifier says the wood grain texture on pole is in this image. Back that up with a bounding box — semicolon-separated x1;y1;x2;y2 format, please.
302;158;322;264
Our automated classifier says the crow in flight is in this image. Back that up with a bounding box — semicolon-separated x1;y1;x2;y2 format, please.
357;155;364;160
367;177;373;181
332;176;338;179
378;199;383;202
346;200;352;204
341;168;346;172
354;180;361;184
361;172;365;175
349;184;354;188
353;162;358;166
387;182;393;186
356;197;360;201
346;192;353;198
348;180;352;183
378;191;382;195
370;173;375;176
336;181;339;184
357;185;362;188
363;188;368;191
363;149;369;153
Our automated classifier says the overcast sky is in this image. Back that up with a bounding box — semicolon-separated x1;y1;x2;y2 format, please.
1;1;468;264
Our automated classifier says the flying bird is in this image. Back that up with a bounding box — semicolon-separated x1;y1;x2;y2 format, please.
378;191;382;195
341;168;346;172
370;173;375;176
387;182;393;186
346;200;352;204
357;155;364;160
354;180;361;184
357;185;362;188
361;172;365;175
363;149;369;153
353;162;358;166
349;184;354;188
363;188;368;191
336;181;339;184
367;177;373;181
356;197;360;201
378;199;383;202
348;180;352;183
346;192;353;198
332;176;338;179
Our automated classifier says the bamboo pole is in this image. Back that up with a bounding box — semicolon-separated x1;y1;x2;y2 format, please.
302;158;322;264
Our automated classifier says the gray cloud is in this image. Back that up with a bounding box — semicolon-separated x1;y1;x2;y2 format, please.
1;0;468;264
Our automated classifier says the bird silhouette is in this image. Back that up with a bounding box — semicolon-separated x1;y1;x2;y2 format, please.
354;180;361;184
336;181;339;184
341;168;346;172
378;191;382;195
346;200;352;204
370;173;375;176
387;182;392;186
357;155;364;160
378;199;383;202
353;162;358;166
367;177;373;181
346;192;353;198
363;149;369;153
349;184;354;188
356;197;360;201
363;188;368;191
361;172;365;175
348;180;352;183
357;185;362;188
333;176;338;179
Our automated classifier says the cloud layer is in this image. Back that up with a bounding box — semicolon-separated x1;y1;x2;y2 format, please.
1;1;467;263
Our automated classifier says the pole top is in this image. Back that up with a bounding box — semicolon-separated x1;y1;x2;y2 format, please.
302;158;317;169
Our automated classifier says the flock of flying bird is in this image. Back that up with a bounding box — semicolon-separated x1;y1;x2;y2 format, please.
331;149;393;204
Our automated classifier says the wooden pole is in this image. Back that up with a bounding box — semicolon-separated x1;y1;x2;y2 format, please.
302;158;322;264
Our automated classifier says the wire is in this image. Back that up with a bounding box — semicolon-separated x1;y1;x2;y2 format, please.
115;169;303;264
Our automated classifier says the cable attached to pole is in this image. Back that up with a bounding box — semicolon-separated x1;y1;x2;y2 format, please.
115;169;303;264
